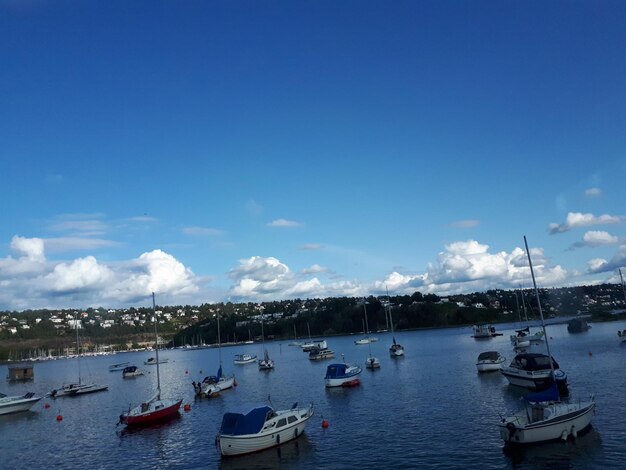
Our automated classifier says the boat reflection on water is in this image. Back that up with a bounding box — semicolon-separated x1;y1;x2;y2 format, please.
218;433;314;470
502;426;602;467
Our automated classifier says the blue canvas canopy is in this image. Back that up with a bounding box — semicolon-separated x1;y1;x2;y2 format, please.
325;364;347;379
525;382;560;403
219;406;272;436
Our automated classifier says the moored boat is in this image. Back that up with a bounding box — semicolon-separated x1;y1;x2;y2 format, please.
618;329;626;342
497;236;595;445
119;293;181;427
144;356;169;365
472;323;500;339
567;318;591;333
324;358;362;387
109;362;130;372
476;351;505;372
217;402;313;457
234;353;257;365
365;356;380;369
258;350;274;370
0;392;42;415
122;365;144;378
500;353;567;394
308;348;334;361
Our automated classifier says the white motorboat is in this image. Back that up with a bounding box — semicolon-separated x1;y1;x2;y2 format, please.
0;392;42;415
497;236;595;445
217;402;313;457
301;339;327;352
618;329;626;342
50;313;108;398
122;365;144;378
476;351;506;372
144;356;169;365
324;358;362;387
500;353;568;393
472;323;499;339
308;348;334;361
234;353;257;365
365;355;380;369
119;293;181;427
109;362;130;372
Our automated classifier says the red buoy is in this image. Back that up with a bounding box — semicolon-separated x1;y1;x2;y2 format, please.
56;414;63;421
588;351;593;357
321;419;329;429
184;404;191;412
44;403;50;409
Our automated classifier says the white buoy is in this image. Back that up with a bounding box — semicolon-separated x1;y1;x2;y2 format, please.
560;430;569;441
570;425;577;438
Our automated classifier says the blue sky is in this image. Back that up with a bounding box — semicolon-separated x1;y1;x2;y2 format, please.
1;1;625;310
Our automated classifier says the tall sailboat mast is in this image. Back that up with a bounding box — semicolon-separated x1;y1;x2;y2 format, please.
523;236;554;372
75;312;82;385
152;292;161;399
620;268;626;306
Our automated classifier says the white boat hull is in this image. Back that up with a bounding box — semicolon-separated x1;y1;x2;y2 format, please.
202;375;236;397
0;394;42;415
476;361;504;372
500;368;553;389
498;400;595;444
219;406;313;456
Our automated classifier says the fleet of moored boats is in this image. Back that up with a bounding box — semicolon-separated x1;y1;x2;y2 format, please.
3;249;624;456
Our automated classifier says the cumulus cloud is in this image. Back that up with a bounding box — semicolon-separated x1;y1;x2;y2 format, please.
569;231;621;250
584;188;601;197
267;219;303;228
548;212;624;234
450;219;479;228
301;264;329;274
372;240;568;296
0;236;200;309
587;246;626;274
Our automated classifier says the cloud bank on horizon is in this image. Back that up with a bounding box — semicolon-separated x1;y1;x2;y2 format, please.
2;225;624;310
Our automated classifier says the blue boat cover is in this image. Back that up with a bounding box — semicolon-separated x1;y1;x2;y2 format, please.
217;365;222;380
525;382;559;403
219;406;272;436
325;363;347;379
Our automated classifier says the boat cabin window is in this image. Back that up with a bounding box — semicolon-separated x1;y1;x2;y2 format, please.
287;415;297;424
276;418;287;428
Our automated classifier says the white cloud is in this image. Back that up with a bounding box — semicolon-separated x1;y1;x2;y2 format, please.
49;219;109;235
45;256;114;293
587;246;626;274
0;236;200;309
301;264;329;274
548;212;624;234
267;219;303;228
246;200;264;217
450;219;479;228
584;188;601;197
182;226;225;236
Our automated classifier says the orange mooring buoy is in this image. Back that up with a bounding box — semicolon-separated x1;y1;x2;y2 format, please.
184;404;191;412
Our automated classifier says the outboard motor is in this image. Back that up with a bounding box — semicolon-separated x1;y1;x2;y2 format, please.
554;370;569;397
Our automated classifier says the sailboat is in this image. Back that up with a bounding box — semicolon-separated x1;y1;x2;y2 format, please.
258;317;274;370
354;298;378;345
387;298;404;357
50;314;108;398
497;237;595;445
119;293;182;426
194;308;236;398
510;288;544;347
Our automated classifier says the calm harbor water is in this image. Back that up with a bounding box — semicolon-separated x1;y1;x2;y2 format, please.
1;319;625;469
